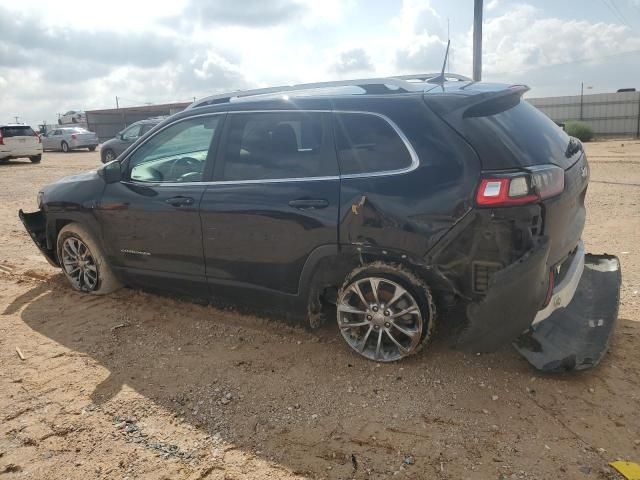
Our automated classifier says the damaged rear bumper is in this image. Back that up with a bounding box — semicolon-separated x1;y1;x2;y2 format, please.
457;237;621;372
514;254;621;372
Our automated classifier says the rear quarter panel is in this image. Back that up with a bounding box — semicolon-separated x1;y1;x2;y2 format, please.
333;96;481;259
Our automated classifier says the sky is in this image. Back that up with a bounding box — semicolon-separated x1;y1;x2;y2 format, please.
1;0;640;126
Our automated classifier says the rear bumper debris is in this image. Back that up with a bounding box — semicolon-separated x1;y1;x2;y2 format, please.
514;254;621;372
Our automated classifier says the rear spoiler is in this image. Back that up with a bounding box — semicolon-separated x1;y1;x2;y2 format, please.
423;84;530;118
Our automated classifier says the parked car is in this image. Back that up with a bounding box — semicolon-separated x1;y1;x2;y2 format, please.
0;124;43;163
58;110;86;125
19;74;621;372
42;127;99;152
100;118;165;163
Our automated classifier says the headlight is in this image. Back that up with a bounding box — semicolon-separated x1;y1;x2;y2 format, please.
37;191;44;209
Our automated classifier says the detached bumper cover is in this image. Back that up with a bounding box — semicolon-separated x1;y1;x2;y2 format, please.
514;254;621;372
457;236;551;352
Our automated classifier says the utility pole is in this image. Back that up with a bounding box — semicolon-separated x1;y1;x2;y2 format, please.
580;82;584;120
116;96;119;109
473;0;483;81
13;116;19;123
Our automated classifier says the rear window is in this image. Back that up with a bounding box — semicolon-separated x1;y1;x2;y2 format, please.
1;126;35;137
459;100;573;170
334;113;412;175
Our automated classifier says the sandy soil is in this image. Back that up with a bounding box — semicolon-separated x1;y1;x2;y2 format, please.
0;141;639;480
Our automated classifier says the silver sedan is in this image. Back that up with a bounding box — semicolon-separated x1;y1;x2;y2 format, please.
42;127;99;152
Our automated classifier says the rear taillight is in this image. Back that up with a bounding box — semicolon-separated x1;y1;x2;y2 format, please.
71;134;77;140
476;165;565;207
33;130;41;143
0;133;3;145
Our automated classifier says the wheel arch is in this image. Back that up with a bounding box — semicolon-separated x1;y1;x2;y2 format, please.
300;243;454;328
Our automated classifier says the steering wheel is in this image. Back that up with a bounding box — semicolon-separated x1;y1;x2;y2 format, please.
168;156;200;181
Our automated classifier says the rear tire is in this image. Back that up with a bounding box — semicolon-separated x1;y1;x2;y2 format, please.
61;141;69;152
88;146;97;152
336;262;436;362
57;223;122;295
30;155;42;163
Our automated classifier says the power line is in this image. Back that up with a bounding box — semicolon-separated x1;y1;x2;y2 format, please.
601;0;635;30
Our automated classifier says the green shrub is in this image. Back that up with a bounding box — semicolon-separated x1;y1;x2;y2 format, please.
565;121;594;142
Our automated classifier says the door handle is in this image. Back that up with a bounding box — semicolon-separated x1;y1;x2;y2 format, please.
288;199;329;210
166;196;194;207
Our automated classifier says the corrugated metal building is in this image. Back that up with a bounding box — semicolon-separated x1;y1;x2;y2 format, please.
86;103;190;142
528;91;640;137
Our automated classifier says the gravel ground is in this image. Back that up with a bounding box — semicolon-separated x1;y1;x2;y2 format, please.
0;141;639;479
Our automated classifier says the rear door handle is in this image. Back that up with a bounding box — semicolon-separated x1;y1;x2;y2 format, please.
288;199;330;210
166;196;194;207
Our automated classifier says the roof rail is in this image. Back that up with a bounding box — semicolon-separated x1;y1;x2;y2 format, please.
188;73;472;109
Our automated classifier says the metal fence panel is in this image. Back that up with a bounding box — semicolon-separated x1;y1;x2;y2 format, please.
528;91;640;137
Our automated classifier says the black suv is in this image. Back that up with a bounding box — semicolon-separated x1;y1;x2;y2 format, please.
20;74;620;371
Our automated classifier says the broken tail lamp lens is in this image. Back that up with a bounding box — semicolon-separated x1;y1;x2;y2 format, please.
476;165;564;207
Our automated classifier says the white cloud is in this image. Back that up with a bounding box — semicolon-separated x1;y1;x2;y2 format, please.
2;0;640;125
391;0;449;72
468;4;640;76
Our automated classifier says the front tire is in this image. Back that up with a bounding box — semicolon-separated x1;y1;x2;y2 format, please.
101;148;116;163
336;262;435;362
30;155;42;163
57;224;122;295
61;141;69;153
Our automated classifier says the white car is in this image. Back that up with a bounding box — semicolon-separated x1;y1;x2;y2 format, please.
0;124;43;163
42;127;99;152
58;110;86;125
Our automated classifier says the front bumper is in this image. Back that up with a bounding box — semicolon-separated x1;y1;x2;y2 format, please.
19;209;58;267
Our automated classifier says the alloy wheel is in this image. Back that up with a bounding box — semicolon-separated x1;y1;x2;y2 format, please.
337;276;425;361
61;237;99;291
104;150;115;162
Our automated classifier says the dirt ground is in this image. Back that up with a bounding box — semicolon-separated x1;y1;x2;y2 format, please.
0;141;639;480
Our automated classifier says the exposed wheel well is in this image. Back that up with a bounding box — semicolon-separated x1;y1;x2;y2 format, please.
305;249;454;329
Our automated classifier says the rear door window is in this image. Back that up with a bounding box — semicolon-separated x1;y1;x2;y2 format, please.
333;113;413;175
219;111;337;181
1;126;35;137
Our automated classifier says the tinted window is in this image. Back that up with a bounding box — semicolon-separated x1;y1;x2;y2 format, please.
140;124;154;135
1;126;35;137
334;113;412;175
458;100;574;170
122;125;141;141
128;116;220;183
221;112;337;181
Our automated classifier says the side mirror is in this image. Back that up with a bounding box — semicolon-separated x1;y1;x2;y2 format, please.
119;134;125;141
102;160;122;184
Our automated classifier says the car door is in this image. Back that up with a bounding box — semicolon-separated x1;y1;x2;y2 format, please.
96;114;224;298
43;129;60;150
200;110;340;297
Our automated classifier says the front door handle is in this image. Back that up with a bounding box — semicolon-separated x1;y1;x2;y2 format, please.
166;196;194;207
288;198;329;210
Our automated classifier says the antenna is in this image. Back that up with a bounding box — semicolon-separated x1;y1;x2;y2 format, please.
447;18;450;74
427;40;451;84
